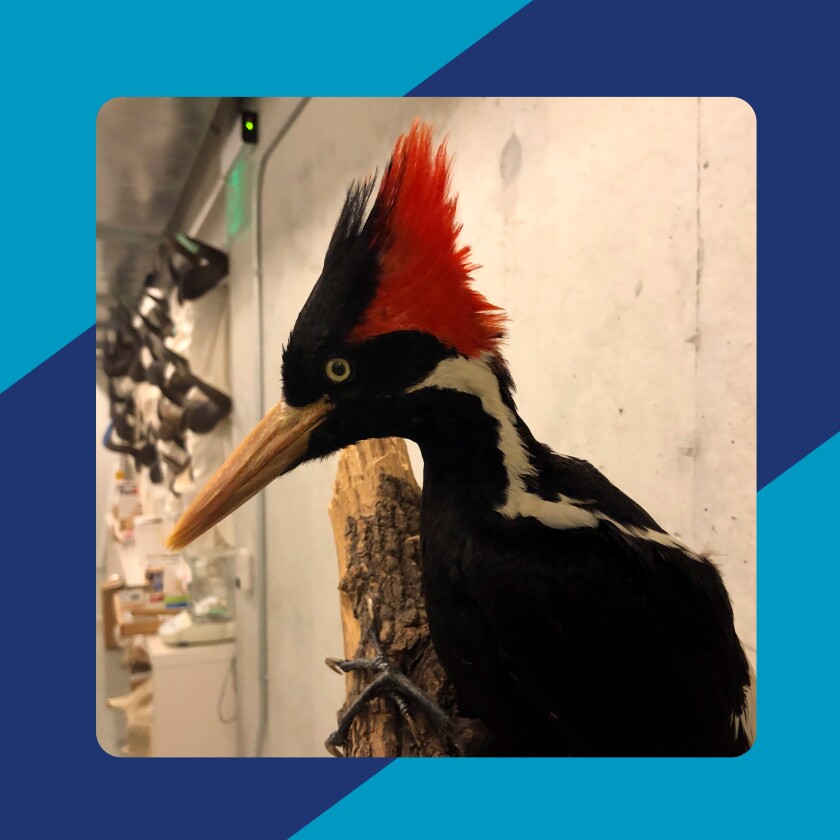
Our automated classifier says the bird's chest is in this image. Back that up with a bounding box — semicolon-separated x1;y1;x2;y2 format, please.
419;498;515;717
420;512;482;651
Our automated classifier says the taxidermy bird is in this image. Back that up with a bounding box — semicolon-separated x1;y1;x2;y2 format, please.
168;120;755;757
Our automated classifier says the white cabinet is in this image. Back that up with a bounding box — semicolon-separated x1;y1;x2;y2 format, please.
147;636;238;757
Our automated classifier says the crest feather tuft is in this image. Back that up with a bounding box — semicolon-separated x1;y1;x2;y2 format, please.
349;120;506;357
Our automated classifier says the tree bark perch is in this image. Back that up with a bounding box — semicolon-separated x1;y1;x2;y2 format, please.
328;437;459;757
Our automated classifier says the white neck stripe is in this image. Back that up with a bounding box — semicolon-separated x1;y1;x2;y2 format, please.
408;354;701;559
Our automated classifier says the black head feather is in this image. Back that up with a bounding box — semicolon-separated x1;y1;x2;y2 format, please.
281;178;381;406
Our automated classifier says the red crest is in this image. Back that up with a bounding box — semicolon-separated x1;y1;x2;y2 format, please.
349;120;506;357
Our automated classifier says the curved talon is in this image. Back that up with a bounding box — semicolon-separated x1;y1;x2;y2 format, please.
325;657;346;675
402;706;422;746
389;691;421;747
325;734;346;757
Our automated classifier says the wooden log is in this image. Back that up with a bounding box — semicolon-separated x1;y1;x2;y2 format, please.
327;438;459;757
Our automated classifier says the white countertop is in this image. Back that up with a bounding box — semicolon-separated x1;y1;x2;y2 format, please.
147;634;235;666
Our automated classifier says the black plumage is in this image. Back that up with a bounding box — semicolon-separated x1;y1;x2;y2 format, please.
168;120;754;757
409;380;752;756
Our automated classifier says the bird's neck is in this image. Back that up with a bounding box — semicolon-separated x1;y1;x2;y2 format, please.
403;354;544;515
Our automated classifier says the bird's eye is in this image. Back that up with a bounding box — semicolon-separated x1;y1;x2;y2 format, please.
325;357;352;383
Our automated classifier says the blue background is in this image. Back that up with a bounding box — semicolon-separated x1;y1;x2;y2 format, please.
1;1;835;836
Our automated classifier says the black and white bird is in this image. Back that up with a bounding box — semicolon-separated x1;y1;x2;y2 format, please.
168;121;755;757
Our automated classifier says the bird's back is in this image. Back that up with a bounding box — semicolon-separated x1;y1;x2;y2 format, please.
420;446;753;757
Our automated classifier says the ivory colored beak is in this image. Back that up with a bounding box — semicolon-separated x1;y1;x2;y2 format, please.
166;398;332;552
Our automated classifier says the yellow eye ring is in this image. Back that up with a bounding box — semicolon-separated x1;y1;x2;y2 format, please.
325;357;352;383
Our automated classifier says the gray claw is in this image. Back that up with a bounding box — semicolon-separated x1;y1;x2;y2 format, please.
402;708;421;747
325;734;346;757
325;657;346;675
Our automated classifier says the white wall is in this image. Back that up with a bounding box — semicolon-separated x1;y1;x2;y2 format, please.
218;97;756;756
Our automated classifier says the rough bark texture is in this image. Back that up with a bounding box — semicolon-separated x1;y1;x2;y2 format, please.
328;438;459;757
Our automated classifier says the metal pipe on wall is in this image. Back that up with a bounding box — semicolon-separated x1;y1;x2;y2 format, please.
250;98;311;756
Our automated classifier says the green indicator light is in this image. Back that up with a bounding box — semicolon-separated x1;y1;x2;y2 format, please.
245;120;254;131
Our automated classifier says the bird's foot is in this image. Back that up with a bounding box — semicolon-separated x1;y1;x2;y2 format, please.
324;596;452;757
